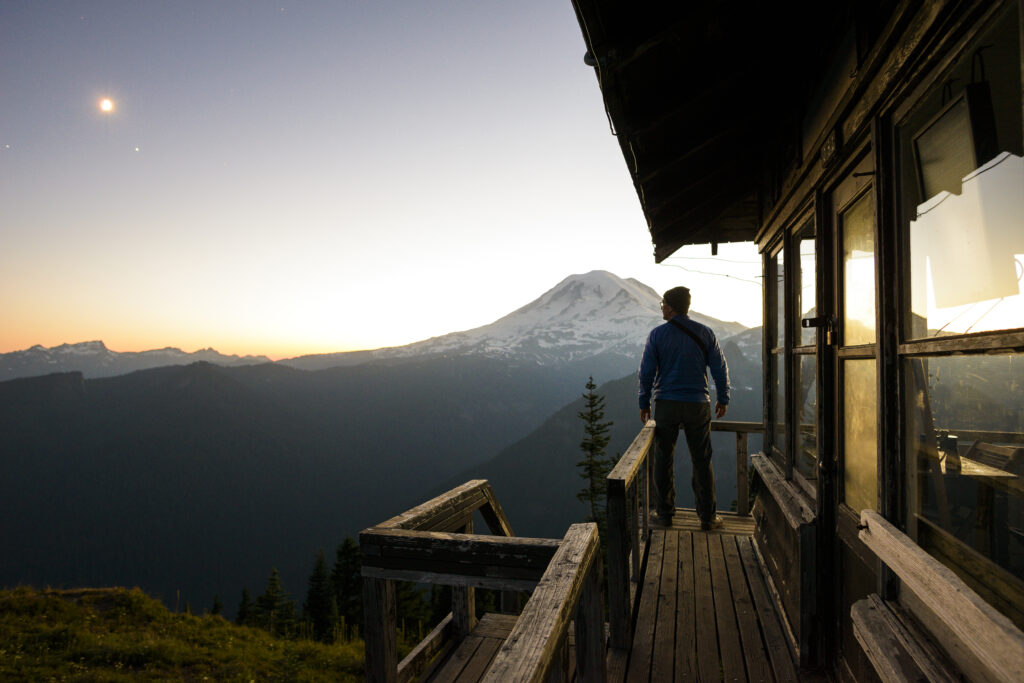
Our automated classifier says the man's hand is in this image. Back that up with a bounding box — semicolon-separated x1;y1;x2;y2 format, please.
640;408;651;424
714;402;728;419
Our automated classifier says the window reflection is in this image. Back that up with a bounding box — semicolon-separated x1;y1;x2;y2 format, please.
776;249;786;349
796;354;817;482
842;194;876;346
797;227;816;346
844;359;877;512
773;352;786;459
908;152;1024;338
906;354;1024;627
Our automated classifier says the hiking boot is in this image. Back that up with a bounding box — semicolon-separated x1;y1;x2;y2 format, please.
701;515;724;531
652;510;674;526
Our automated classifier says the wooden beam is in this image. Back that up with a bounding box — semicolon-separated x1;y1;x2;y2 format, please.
453;520;477;639
898;330;1024;356
737;432;750;516
751;454;815;529
482;523;603;682
710;420;764;433
851;595;958;683
360;528;560;577
608;421;654;489
480;482;515;537
573;551;606;683
375;479;489;531
397;613;453;683
363;576;397;683
605;475;632;650
859;509;1024;681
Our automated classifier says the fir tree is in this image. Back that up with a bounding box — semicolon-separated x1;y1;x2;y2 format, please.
577;375;615;530
210;594;223;616
256;567;297;638
304;549;339;642
332;537;363;628
236;588;253;626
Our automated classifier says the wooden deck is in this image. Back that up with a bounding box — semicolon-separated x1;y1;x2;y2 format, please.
420;509;799;682
424;613;578;682
616;509;798;682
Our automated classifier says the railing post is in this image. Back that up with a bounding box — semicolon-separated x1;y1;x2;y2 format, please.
452;519;477;637
629;479;640;582
737;431;750;516
363;576;397;683
574;551;607;682
606;477;631;650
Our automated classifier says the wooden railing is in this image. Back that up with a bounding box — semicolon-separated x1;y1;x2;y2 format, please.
360;479;606;682
605;419;763;652
483;523;605;682
856;509;1024;681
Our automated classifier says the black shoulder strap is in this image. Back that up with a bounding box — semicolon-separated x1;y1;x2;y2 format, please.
669;318;708;361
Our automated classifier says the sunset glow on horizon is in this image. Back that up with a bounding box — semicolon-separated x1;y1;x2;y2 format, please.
0;1;765;361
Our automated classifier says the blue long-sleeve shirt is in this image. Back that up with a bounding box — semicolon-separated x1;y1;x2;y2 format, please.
638;314;730;410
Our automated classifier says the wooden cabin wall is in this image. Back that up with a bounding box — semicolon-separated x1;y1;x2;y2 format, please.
751;0;1024;679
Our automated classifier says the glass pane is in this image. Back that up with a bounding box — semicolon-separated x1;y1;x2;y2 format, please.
796;354;817;482
844;359;877;512
901;7;1023;340
797;225;817;346
772;351;787;458
842;193;876;345
906;354;1024;627
907;152;1024;338
775;249;786;349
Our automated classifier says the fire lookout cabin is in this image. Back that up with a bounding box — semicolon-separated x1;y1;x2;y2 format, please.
360;2;1024;681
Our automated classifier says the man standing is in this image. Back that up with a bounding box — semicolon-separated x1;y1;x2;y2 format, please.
639;286;730;530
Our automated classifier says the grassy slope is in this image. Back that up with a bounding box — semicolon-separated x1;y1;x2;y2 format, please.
0;587;364;681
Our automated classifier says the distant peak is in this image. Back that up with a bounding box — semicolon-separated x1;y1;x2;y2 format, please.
56;340;108;351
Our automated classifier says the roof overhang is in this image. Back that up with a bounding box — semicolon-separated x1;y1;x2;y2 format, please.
571;1;853;261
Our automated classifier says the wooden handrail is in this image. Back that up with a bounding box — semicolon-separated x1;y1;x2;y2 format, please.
361;528;560;591
859;509;1024;681
605;421;654;650
605;419;763;652
362;479;520;683
362;482;607;683
483;523;605;682
711;420;763;518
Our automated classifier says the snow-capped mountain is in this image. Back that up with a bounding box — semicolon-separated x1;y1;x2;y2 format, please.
0;340;270;381
284;270;749;370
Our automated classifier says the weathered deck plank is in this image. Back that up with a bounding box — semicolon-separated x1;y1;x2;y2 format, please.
723;536;772;682
737;535;798;682
709;534;745;681
626;531;665;681
674;531;697;682
693;531;720;682
651;529;678;681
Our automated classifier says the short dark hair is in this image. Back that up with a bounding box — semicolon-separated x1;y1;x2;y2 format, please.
663;286;691;315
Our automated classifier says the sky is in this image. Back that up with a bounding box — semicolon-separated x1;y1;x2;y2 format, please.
0;1;764;360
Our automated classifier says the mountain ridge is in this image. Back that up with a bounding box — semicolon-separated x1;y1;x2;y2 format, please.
0;271;750;380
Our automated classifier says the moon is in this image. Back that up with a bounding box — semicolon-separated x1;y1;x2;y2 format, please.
99;98;114;113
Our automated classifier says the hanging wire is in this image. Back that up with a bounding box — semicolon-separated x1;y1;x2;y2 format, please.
662;262;762;285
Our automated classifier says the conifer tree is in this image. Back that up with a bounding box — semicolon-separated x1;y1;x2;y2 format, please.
210;594;223;616
256;567;296;638
304;549;339;642
577;375;615;530
236;588;253;626
332;537;363;628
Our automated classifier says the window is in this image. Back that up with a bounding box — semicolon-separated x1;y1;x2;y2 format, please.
898;3;1024;628
769;244;787;464
794;221;817;483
